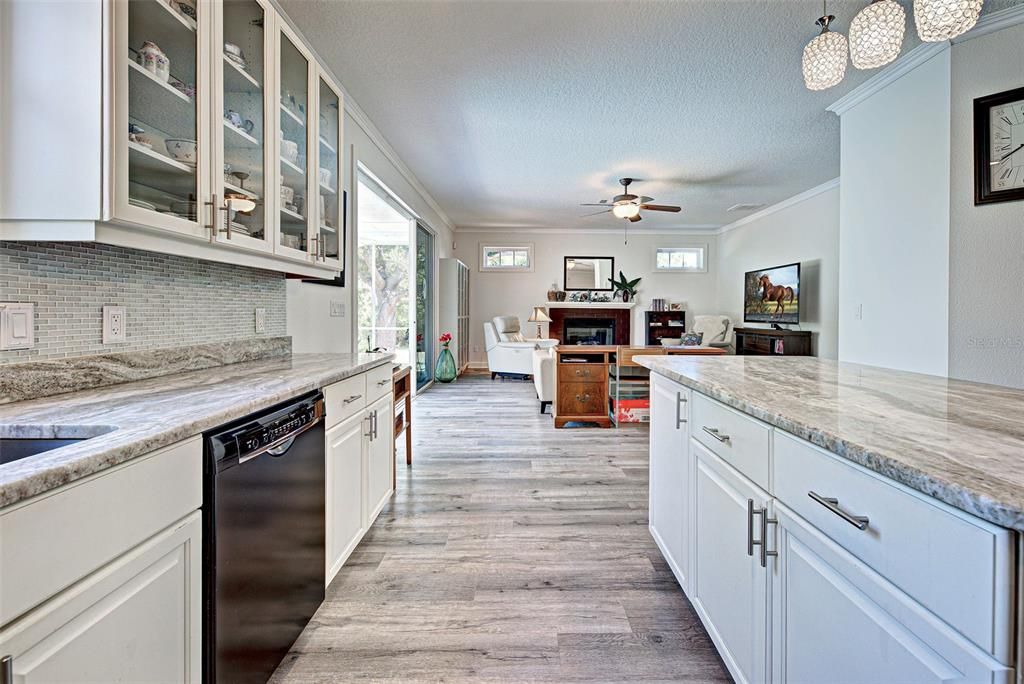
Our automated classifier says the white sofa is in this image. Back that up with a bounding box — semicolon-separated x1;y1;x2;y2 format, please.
483;316;558;379
532;347;555;414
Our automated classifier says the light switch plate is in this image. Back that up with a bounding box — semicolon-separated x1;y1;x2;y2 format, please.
330;300;344;318
255;307;267;334
102;305;126;344
0;303;35;351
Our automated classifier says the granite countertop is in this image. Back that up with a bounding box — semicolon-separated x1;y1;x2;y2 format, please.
636;355;1024;531
0;352;394;508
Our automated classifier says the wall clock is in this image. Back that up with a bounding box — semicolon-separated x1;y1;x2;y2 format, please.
974;86;1024;205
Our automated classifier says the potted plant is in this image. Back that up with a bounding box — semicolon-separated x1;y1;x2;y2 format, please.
608;271;642;302
435;332;457;383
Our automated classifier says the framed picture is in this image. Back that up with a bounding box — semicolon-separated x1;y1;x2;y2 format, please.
974;86;1024;205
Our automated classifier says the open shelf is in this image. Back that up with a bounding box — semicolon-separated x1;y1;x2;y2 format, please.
280;206;304;221
223;120;259;147
129;140;193;173
280;157;305;184
223;54;260;92
128;60;191;103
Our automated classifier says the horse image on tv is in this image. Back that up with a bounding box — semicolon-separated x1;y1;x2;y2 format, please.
744;264;799;324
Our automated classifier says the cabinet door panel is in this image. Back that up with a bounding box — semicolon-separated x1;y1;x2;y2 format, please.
365;395;394;524
326;413;366;584
691;440;768;684
314;71;344;269
0;513;201;683
649;374;689;589
772;505;1011;684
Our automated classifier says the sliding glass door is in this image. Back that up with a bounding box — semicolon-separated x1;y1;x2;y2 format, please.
415;224;435;389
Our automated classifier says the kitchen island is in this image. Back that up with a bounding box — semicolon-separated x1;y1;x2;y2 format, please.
636;354;1021;684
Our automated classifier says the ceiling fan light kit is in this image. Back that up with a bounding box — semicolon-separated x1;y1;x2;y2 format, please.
580;178;681;243
849;0;906;69
914;0;983;40
803;13;849;91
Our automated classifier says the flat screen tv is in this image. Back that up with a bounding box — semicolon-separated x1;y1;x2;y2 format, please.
744;262;800;324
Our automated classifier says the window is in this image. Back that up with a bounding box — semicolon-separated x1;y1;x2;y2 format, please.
655;246;707;273
480;244;533;272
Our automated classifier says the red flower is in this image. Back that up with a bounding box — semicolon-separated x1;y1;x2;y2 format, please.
439;332;452;344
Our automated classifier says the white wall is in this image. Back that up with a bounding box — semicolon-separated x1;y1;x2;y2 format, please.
718;182;840;359
837;47;952;376
455;231;718;366
948;24;1024;388
288;109;455;353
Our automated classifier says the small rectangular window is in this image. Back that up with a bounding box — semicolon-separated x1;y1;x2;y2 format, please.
654;246;707;273
480;244;534;272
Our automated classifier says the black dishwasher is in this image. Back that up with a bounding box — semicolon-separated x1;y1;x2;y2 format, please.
203;391;326;684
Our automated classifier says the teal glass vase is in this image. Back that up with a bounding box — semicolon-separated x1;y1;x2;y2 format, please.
435;345;457;383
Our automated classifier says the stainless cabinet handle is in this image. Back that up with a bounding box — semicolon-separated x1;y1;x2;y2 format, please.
371;409;379;440
377;379;390;387
809;491;870;530
364;413;373;439
702;426;730;443
746;499;777;567
310;234;320;259
761;509;778;568
675;392;687;428
205;193;219;242
343;394;362;404
2;655;12;684
747;499;760;557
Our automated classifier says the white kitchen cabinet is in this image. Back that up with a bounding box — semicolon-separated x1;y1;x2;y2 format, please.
326;411;366;584
0;0;341;279
771;504;1011;684
0;512;202;683
313;69;345;270
691;440;770;684
648;373;690;590
365;394;395;524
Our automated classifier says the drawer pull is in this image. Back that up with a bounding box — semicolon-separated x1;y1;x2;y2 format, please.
343;394;363;404
377;379;390;387
574;368;590;376
575;394;591;402
809;491;870;530
675;392;687;428
702;426;730;443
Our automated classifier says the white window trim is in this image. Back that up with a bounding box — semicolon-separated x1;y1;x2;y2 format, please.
654;245;708;273
479;243;535;273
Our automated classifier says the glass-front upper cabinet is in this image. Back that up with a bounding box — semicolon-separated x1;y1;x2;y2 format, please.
115;0;209;238
315;73;344;269
276;23;315;261
214;0;273;250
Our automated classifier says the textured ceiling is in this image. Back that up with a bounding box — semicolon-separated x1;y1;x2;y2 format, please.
280;0;1016;231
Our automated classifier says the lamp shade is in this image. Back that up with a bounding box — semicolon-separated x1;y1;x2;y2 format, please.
802;16;849;91
528;307;552;323
849;0;906;70
914;0;983;41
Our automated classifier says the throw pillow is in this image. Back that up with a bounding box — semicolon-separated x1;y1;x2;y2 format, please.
681;332;704;347
503;332;526;343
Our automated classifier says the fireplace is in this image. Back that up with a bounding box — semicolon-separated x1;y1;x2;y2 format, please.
548;306;631;346
565;318;615;345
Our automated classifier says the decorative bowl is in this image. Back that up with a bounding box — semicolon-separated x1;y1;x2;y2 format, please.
660;338;681;347
165;138;197;165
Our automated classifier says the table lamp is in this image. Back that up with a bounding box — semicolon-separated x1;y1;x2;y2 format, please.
528;307;552;338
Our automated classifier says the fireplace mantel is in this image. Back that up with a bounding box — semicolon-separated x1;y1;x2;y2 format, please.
540;302;636;309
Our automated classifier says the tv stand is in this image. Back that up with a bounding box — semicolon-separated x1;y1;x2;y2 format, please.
771;323;785;330
734;327;812;356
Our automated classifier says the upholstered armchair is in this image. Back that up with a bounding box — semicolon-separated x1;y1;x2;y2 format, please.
691;315;733;350
532;346;555;414
483;315;558;378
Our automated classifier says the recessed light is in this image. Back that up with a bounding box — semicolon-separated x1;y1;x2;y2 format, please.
727;203;766;212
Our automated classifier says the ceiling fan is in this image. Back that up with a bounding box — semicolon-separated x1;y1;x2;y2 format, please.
581;178;681;223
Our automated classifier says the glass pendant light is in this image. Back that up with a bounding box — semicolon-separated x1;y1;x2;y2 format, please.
802;5;848;91
914;0;984;41
849;0;906;69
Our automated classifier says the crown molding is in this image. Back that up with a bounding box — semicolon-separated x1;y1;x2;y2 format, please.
267;0;456;236
453;225;721;236
716;178;840;236
827;43;949;116
951;3;1024;43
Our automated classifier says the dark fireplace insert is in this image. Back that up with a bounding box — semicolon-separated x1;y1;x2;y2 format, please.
564;317;616;345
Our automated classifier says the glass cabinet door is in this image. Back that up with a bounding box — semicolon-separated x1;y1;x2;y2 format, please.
276;24;314;260
315;74;343;268
117;0;208;238
215;0;272;250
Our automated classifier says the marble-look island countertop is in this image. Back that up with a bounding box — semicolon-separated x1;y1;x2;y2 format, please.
636;355;1024;531
0;352;394;508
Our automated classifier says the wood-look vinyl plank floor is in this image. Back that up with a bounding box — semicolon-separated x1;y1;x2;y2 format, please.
271;374;729;683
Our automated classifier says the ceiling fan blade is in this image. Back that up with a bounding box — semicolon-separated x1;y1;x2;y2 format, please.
579;202;610;207
628;214;642;223
580;209;612;217
640;204;681;213
638;196;654;203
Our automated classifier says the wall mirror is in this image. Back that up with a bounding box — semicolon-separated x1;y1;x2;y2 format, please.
564;256;615;291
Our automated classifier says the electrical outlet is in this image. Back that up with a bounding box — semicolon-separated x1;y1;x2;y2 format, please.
855;303;863;321
255;307;267;334
103;305;126;344
0;303;35;351
330;300;345;318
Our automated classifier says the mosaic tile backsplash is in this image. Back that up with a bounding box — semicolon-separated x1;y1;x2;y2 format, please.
0;242;287;364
